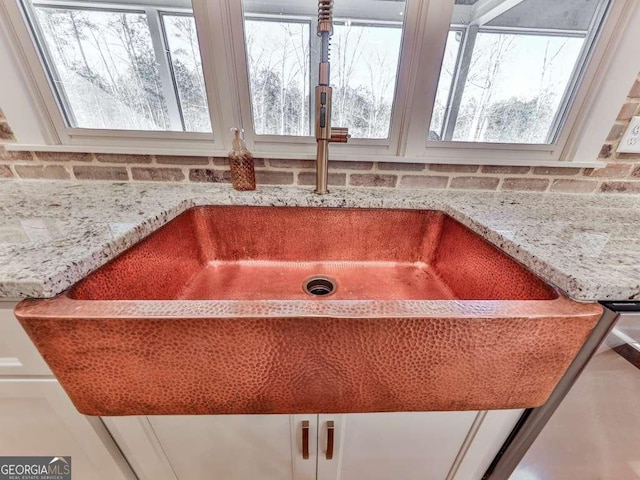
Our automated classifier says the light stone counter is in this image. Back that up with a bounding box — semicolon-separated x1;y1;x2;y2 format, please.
1;180;638;301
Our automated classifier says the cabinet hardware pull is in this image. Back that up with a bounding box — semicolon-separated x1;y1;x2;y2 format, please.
302;420;310;460
326;421;334;460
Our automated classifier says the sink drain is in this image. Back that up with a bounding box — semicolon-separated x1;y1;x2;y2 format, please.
303;277;336;297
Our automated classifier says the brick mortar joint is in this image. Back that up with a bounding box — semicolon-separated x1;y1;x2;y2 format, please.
6;162;639;183
7;174;640;192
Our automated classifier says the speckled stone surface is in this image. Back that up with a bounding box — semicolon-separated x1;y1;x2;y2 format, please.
0;181;638;301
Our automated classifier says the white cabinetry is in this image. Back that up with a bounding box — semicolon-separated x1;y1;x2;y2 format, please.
148;414;317;480
108;410;521;480
0;302;135;480
452;409;525;480
0;300;50;375
316;412;478;480
0;379;134;479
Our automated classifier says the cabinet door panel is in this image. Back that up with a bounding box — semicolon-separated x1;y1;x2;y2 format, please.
0;379;133;480
103;416;178;480
0;302;51;376
317;412;477;480
149;414;316;480
453;409;523;480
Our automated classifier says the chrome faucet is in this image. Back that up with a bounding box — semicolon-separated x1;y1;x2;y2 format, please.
315;0;349;195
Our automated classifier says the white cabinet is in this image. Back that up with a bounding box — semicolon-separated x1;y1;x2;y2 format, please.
316;412;478;480
147;414;317;480
0;300;51;375
0;379;134;480
452;409;524;480
0;302;135;480
108;411;495;480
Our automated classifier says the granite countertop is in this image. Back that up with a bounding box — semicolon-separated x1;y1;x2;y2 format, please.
1;180;639;301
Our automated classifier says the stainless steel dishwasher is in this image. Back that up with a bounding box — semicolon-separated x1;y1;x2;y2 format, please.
483;302;640;479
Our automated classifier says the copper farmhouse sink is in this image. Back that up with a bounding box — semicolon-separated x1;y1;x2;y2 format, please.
15;206;602;416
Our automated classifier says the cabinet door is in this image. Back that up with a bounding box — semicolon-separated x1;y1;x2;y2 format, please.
317;412;478;480
148;414;317;480
0;301;51;375
453;409;524;480
0;379;134;480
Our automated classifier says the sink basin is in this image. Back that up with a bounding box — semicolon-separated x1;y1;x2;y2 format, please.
15;206;602;416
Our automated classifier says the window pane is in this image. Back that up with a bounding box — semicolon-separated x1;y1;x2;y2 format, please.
429;0;610;144
429;31;462;141
33;7;170;131
25;2;211;133
243;19;311;136
331;23;403;139
454;33;583;143
242;0;406;139
163;15;211;133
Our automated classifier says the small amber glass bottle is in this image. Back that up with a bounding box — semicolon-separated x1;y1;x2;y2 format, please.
228;128;256;191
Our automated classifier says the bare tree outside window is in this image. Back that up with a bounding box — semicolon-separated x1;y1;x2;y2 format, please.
22;0;611;148
163;15;211;133
331;24;402;139
30;5;211;133
428;0;606;145
243;11;404;140
429;30;463;140
244;20;310;136
454;33;583;143
35;7;170;130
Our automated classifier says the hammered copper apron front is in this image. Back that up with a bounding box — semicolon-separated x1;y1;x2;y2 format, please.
15;207;602;416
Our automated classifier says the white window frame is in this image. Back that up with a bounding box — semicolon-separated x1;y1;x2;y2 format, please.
0;0;639;166
0;0;235;155
433;26;589;145
403;0;640;166
228;0;414;159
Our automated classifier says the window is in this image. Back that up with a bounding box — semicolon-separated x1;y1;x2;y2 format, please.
429;0;609;145
0;0;637;164
24;1;210;133
241;0;406;141
244;18;311;136
331;22;403;139
163;14;211;133
34;7;168;131
430;30;464;140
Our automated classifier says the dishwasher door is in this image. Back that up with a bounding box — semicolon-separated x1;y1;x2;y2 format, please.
485;303;640;480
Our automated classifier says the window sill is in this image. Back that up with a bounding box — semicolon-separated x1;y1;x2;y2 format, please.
5;143;607;168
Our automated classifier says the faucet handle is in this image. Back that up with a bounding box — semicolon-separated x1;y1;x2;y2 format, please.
330;127;349;143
